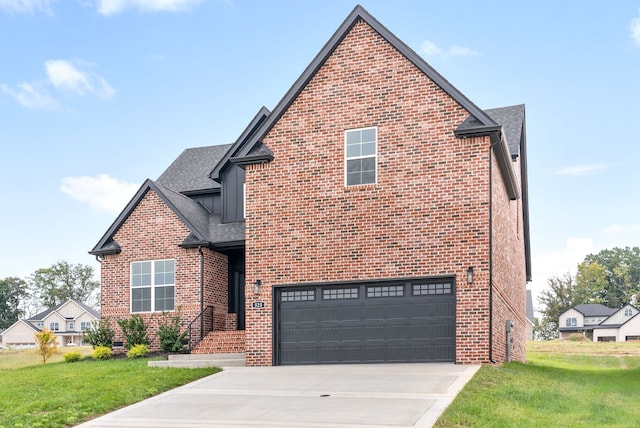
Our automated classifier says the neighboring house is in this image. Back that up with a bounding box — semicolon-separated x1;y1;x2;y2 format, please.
1;299;99;348
525;290;535;340
90;5;531;365
559;303;640;342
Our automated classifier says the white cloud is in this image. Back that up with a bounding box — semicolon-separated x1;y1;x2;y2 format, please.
554;163;610;176
631;9;640;46
420;40;478;59
96;0;203;15
0;81;58;109
529;237;595;310
1;59;115;109
60;174;139;214
45;59;116;99
0;0;54;13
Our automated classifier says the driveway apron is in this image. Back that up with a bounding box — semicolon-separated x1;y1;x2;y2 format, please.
75;363;480;428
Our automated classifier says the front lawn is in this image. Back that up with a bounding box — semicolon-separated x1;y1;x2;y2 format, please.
435;341;640;427
0;349;219;427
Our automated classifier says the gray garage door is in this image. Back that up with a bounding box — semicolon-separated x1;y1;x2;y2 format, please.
275;278;455;365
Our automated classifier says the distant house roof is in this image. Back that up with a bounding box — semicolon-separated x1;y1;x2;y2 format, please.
573;304;617;318
157;144;232;194
525;290;535;323
28;299;100;321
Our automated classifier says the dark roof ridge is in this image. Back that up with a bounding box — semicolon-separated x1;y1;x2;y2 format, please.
210;107;271;182
90;179;209;255
234;4;497;161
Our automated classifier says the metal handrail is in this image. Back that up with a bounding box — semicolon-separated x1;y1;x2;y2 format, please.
187;305;214;352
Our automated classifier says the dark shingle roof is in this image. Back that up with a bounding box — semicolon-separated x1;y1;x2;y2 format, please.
526;290;535;322
157;144;232;193
573;304;617;317
28;299;99;321
90;178;245;255
485;104;525;158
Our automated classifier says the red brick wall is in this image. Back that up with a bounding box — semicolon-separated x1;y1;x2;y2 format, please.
490;153;527;362
100;189;229;352
244;20;494;366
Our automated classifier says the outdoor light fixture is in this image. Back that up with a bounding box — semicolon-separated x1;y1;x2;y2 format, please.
253;279;262;295
467;267;474;284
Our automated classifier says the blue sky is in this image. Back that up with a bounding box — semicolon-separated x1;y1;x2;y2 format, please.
1;0;639;311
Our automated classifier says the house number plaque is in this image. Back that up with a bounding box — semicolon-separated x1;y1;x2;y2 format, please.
252;301;266;309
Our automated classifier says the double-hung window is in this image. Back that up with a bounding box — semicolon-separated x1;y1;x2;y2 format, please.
49;322;59;331
345;127;377;186
566;317;577;327
131;259;175;313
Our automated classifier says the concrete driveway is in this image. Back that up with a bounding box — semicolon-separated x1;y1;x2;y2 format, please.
76;363;480;428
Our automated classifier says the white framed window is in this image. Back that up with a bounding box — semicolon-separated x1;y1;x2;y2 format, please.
80;321;91;331
566;317;577;327
49;322;59;331
625;308;633;317
345;127;377;186
131;259;175;313
68;322;74;330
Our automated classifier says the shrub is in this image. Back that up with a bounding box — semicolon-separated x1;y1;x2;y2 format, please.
92;345;113;360
127;344;149;358
34;329;58;364
63;350;82;363
157;311;189;353
567;333;588;342
117;316;150;350
84;319;115;348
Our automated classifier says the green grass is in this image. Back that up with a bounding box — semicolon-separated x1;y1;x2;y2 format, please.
435;341;640;427
0;349;219;427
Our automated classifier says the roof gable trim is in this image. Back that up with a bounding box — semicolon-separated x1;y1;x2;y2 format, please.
89;180;208;256
238;5;498;159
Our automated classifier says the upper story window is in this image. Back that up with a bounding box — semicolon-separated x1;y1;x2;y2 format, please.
345;127;376;186
566;317;577;327
80;321;91;331
131;259;175;313
49;322;59;331
625;308;633;317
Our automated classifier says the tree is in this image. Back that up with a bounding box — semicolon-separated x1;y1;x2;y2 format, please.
537;273;576;326
35;328;58;364
582;247;640;308
0;277;28;329
29;261;99;308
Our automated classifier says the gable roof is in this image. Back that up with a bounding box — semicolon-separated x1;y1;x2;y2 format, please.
90;179;245;256
209;107;271;182
3;318;40;334
28;298;99;321
572;304;617;317
157;144;232;194
226;5;499;166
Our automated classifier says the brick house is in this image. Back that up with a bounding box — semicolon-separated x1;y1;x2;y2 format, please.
90;5;530;365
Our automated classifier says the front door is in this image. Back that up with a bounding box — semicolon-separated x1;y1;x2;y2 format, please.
228;251;246;330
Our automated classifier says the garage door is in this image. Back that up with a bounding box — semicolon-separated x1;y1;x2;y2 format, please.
275;278;455;365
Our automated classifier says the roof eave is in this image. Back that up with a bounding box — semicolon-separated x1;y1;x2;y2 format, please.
229;153;274;166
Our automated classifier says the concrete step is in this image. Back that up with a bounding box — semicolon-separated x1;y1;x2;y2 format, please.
148;353;245;368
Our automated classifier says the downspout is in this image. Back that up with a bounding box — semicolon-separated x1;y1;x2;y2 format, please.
488;135;498;364
198;246;204;339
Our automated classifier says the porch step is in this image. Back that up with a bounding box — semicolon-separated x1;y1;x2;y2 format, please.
148;353;246;368
191;330;246;354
